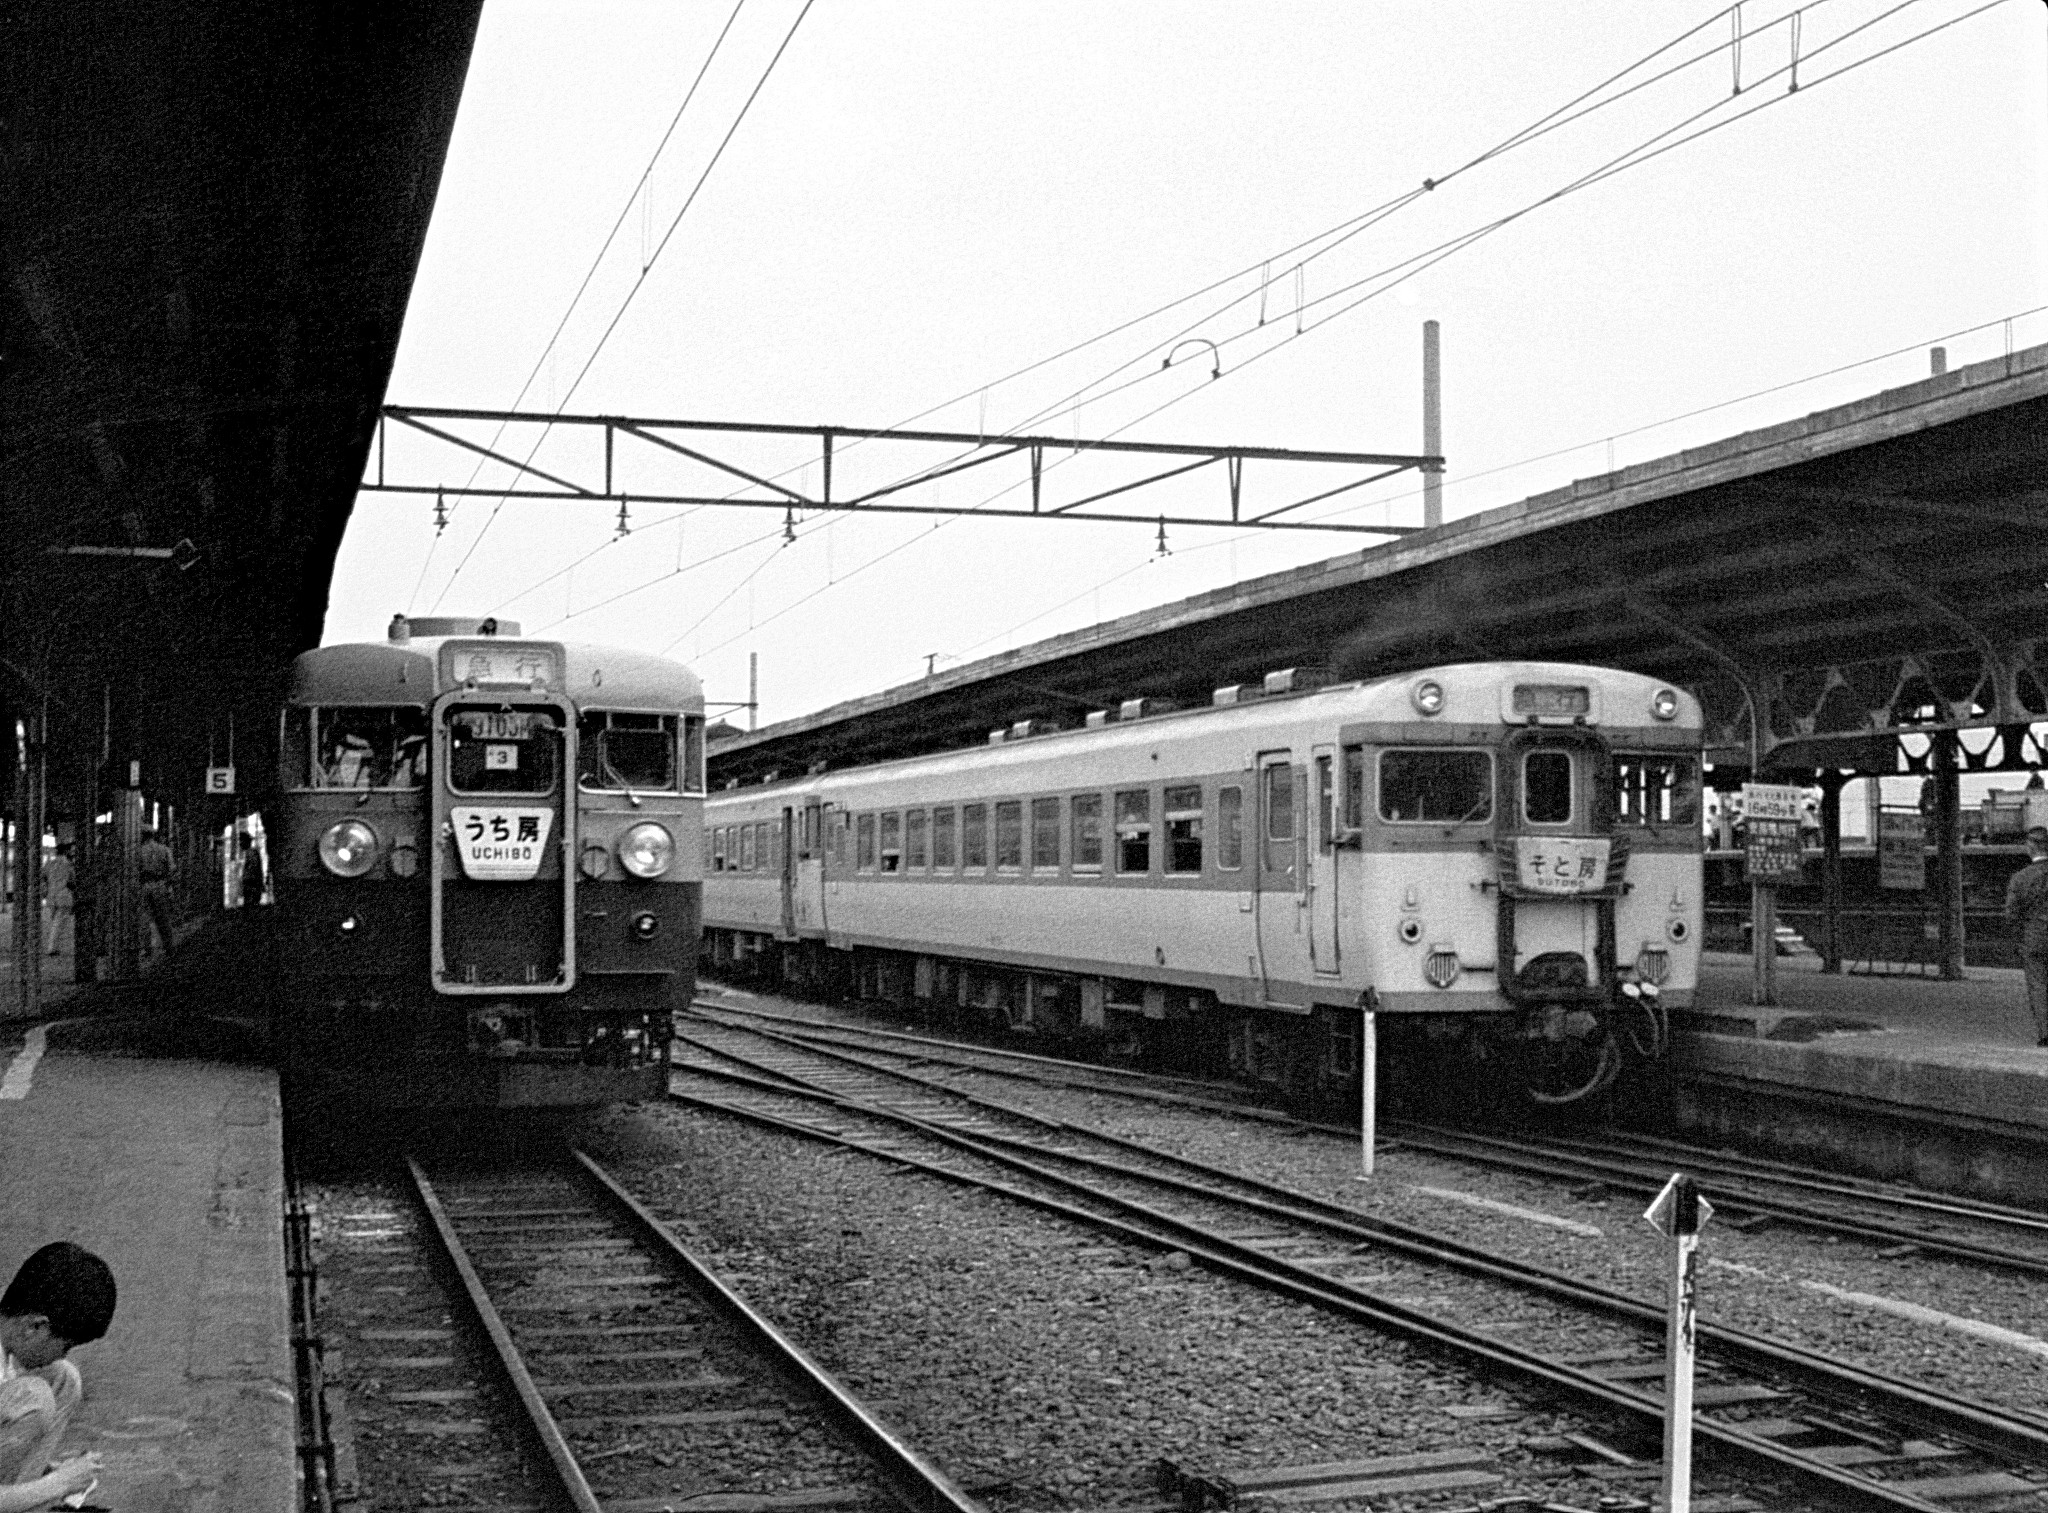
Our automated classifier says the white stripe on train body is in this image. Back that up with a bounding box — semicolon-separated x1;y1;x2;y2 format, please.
704;661;1702;1101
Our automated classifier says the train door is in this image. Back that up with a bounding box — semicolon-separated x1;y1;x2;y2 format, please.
1255;751;1302;994
795;799;825;934
430;691;576;994
1498;734;1611;997
1309;746;1341;975
779;805;797;939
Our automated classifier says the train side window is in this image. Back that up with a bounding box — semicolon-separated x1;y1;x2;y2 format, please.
1164;785;1202;874
1613;754;1699;827
1524;751;1574;825
857;813;877;871
801;807;819;857
740;823;756;871
1031;797;1061;871
995;801;1024;870
683;715;706;793
906;809;928;870
932;806;957;869
1263;764;1295;875
760;821;775;871
1342;747;1366;830
879;812;902;873
1114;789;1151;874
1378;750;1492;823
962;803;989;869
1218;786;1243;870
833;812;850;868
1316;758;1334;851
711;827;726;872
1071;793;1103;872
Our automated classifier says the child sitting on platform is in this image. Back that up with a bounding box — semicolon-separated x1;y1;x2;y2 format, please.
0;1243;115;1511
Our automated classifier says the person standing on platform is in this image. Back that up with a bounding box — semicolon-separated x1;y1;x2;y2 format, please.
39;847;72;959
239;834;266;909
136;825;176;958
2003;825;2048;1047
0;1242;115;1511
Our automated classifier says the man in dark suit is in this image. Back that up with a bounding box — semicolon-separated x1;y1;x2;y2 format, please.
2002;825;2048;1047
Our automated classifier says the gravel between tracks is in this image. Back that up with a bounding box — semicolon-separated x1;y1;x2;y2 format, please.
578;1098;1792;1513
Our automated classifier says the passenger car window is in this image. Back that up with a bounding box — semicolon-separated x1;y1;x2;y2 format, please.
1114;789;1151;874
995;801;1024;870
879;812;902;873
1218;786;1243;870
857;813;876;871
1071;793;1103;871
1164;785;1202;874
906;809;928;869
1031;797;1061;870
931;807;956;869
1377;750;1493;823
962;804;988;869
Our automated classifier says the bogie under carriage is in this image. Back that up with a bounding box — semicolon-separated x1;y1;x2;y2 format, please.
273;615;705;1111
701;662;1702;1106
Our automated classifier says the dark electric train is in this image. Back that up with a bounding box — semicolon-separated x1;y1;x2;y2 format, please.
273;615;705;1110
702;662;1702;1104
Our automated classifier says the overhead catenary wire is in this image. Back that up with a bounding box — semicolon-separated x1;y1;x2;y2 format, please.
405;0;751;612
428;0;815;613
478;0;1828;624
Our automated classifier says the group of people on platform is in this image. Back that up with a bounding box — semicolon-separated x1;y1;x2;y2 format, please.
30;826;231;971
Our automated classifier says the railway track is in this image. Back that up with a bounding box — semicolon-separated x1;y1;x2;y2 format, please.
311;1145;981;1513
672;1007;2048;1513
694;994;2048;1278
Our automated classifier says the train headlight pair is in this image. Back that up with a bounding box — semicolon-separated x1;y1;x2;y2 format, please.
318;820;379;878
617;822;675;879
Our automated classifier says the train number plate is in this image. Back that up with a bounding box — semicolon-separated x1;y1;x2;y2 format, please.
451;807;555;881
1514;836;1611;895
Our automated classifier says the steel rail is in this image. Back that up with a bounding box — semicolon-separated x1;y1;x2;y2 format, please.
404;1158;604;1513
568;1149;986;1513
674;1024;2048;1457
664;1067;1954;1513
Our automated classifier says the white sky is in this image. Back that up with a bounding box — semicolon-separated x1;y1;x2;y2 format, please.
333;0;2048;729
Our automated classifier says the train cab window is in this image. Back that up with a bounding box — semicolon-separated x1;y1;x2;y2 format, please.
1071;793;1104;872
1031;798;1061;871
995;801;1024;871
1342;748;1366;830
1218;786;1244;870
578;711;678;792
962;803;989;869
1263;764;1295;874
1613;754;1700;828
1524;751;1574;825
1114;789;1151;874
932;807;957;869
857;813;877;871
879;812;902;873
448;708;560;795
683;715;706;793
1164;785;1203;874
1378;750;1492;823
907;809;929;870
740;823;756;871
288;706;429;790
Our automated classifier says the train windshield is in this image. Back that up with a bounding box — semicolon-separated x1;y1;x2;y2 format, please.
1378;749;1492;823
1612;753;1700;828
448;706;560;795
578;711;679;792
286;707;429;790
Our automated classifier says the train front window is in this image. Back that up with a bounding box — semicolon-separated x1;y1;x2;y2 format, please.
578;711;678;792
288;706;429;790
1523;750;1574;825
1378;749;1492;823
448;708;559;795
1614;754;1700;828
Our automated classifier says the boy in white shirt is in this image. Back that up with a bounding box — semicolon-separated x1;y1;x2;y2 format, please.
0;1244;113;1511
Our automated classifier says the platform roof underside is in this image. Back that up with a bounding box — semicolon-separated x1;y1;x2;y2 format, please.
711;345;2048;787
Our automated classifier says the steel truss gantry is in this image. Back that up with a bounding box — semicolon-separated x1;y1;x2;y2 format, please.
366;406;1442;537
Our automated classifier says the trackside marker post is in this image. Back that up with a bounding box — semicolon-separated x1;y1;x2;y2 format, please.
1358;1008;1377;1177
1644;1172;1714;1513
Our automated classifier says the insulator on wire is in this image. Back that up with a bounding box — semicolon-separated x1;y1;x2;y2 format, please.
433;489;448;535
1155;516;1171;558
616;496;631;538
782;506;797;545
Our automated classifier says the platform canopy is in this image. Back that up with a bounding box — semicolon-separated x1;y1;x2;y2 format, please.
710;343;2048;787
0;3;483;816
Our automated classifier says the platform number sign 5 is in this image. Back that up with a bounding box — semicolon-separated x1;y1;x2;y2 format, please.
205;765;236;795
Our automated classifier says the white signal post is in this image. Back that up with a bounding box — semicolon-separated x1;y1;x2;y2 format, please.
1358;1007;1378;1177
1644;1172;1714;1513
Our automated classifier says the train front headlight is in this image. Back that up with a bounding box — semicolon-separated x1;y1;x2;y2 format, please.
318;819;379;878
1412;679;1445;716
1651;687;1680;721
618;822;674;879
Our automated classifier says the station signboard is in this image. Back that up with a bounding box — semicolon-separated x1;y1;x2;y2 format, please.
1877;810;1926;891
1741;782;1806;884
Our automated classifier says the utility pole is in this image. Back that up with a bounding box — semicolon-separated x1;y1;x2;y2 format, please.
748;652;758;733
1422;320;1443;528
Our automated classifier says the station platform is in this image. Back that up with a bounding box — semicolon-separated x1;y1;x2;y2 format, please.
0;933;294;1513
1667;951;2048;1202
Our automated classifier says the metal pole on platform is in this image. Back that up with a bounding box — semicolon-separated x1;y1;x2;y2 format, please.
1359;1007;1378;1178
1819;774;1844;974
1421;321;1443;529
1935;730;1965;980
